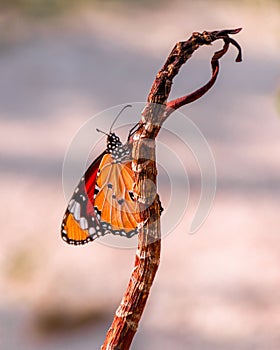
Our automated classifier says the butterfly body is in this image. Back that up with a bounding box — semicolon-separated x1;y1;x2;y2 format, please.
61;131;141;245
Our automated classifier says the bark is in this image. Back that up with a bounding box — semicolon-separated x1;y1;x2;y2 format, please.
101;28;242;350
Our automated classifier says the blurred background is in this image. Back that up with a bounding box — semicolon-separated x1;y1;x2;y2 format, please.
0;0;280;349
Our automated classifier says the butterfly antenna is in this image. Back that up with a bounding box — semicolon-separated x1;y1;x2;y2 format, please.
96;128;109;136
109;104;132;133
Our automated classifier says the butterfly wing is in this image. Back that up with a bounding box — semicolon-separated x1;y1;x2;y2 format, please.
93;154;141;238
61;151;107;245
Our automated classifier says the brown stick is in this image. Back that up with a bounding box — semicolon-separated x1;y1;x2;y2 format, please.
101;28;242;350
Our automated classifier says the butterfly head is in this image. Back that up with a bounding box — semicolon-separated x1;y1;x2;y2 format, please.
107;132;121;149
96;105;132;161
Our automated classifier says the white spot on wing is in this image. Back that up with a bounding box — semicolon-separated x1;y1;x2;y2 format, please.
89;227;96;235
80;217;88;230
68;199;75;212
73;202;81;221
80;194;86;201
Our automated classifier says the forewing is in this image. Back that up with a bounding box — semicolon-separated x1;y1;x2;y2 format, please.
61;151;108;245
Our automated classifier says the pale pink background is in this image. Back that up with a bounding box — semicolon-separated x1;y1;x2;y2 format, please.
0;1;280;349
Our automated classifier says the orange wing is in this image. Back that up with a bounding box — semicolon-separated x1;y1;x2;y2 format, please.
61;152;142;245
94;154;141;236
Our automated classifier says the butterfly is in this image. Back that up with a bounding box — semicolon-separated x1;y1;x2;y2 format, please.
61;105;143;245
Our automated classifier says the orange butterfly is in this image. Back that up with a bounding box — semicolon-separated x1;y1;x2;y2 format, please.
61;106;142;245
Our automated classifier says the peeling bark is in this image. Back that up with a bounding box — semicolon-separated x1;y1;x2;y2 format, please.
101;28;242;350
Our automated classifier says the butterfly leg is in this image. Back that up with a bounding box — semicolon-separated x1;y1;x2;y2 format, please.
127;123;141;141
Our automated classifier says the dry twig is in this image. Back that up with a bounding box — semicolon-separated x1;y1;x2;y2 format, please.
101;28;242;350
